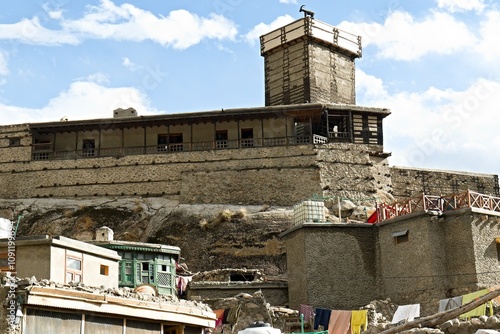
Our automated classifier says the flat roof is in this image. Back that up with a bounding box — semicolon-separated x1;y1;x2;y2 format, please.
25;103;390;133
0;235;121;261
91;240;181;256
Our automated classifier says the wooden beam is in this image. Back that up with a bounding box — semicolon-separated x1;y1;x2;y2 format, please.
379;288;500;334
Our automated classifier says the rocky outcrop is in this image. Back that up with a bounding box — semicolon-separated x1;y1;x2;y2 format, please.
0;198;293;276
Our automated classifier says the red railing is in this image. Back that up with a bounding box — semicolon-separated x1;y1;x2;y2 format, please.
376;190;500;223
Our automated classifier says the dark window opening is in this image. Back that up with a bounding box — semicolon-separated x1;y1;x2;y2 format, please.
8;137;21;147
230;273;255;282
241;128;253;147
326;112;350;141
100;264;109;276
393;230;409;244
157;133;183;152
82;139;96;157
216;130;228;149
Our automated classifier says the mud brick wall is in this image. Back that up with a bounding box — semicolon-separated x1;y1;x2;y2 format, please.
391;166;499;200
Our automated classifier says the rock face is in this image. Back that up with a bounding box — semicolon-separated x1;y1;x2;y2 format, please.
0;198;294;276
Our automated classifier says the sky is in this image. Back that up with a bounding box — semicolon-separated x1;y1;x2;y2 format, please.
0;0;499;176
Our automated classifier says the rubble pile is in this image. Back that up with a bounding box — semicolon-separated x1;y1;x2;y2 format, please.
1;274;211;312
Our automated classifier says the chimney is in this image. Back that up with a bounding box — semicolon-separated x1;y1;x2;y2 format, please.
96;226;114;241
113;107;137;118
260;17;362;106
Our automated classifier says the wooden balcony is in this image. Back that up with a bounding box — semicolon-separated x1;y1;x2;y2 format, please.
31;135;323;161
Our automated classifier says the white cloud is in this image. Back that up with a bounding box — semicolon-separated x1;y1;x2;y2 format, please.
0;52;8;76
0;81;157;125
85;73;110;85
357;69;500;173
244;15;295;45
48;10;63;20
475;10;500;61
61;0;238;49
122;57;142;71
436;0;486;13
338;11;476;61
279;0;298;4
0;0;238;49
0;17;79;45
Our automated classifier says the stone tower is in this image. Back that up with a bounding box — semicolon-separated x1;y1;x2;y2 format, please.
260;17;362;106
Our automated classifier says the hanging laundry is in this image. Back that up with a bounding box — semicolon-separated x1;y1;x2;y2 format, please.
391;304;420;324
300;304;314;322
328;310;351;334
176;275;193;298
459;289;493;320
314;308;332;330
438;296;462;313
350;310;368;334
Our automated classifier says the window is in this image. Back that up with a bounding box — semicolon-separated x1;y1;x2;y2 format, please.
100;265;109;276
0;253;10;271
230;273;255;282
168;133;183;152
8;137;21;147
157;134;168;152
66;256;82;283
157;133;183;152
137;261;154;284
82;139;96;157
392;230;409;244
216;130;228;149
241;128;254;147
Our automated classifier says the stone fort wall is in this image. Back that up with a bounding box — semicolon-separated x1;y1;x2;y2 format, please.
0;124;497;204
391;166;499;200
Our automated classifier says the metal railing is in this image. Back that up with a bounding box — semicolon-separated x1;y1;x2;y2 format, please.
376;190;500;223
31;135;326;161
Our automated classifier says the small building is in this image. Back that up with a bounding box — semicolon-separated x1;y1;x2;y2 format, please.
0;277;215;334
281;191;500;315
0;235;120;288
187;269;289;307
92;227;180;296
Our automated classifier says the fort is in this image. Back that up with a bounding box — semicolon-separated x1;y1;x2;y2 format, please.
0;17;497;203
0;13;499;329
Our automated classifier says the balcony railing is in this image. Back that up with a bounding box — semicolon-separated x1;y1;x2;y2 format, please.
31;135;325;161
375;190;500;223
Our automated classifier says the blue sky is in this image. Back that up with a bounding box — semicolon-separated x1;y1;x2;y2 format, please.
0;0;499;177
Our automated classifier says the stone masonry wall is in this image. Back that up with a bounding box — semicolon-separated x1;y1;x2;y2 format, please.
465;211;500;288
377;213;449;315
0;139;393;206
0;145;321;206
284;224;377;310
0;124;498;207
377;210;500;315
0;124;32;163
309;43;356;105
317;143;392;200
391;166;499;200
